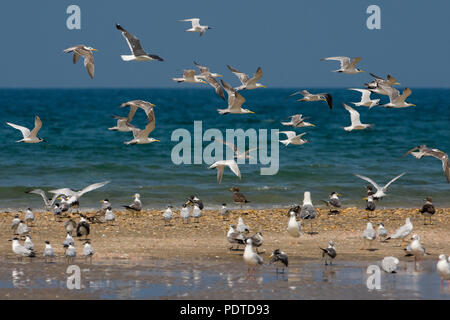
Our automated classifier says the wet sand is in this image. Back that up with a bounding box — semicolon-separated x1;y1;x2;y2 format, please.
1;207;449;263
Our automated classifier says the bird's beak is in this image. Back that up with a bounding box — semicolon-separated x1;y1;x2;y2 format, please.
92;48;98;51
154;139;160;142
216;74;223;78
359;70;365;73
269;253;273;258
394;82;400;85
410;104;416;107
310;124;315;127
338;193;342;197
363;197;368;200
261;85;266;88
248;111;255;114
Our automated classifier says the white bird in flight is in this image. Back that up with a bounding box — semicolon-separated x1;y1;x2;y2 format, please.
348;88;380;108
382;87;415;108
289;90;333;110
63;45;97;79
281;114;315;128
355;172;406;199
116;24;164;62
172;69;207;84
404;145;449;183
217;80;255;114
108;116;136;132
342;103;373;132
226;65;265;90
6;116;45;143
209;160;241;184
320;56;364;74
366;73;400;96
179;18;212;37
279;131;308;146
122;105;159;145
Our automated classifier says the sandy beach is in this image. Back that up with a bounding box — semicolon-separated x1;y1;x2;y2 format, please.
1;207;449;263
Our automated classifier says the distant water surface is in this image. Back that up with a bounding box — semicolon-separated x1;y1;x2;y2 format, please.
0;88;449;209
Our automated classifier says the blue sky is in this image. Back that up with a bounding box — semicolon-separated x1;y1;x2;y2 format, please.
0;0;449;88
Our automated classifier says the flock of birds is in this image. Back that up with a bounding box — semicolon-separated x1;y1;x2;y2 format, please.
3;17;450;286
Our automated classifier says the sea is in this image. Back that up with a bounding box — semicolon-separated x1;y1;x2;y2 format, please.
0;88;449;210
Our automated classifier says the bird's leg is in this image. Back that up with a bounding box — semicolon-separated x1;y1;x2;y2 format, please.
360;240;366;250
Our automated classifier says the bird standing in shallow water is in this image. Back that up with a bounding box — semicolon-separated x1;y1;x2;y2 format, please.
243;239;263;277
11;237;35;261
227;224;246;251
43;240;55;263
64;244;76;264
361;222;376;250
320;241;337;265
83;241;94;264
269;249;288;273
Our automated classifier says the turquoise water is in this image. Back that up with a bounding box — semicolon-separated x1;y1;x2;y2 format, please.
0;88;449;209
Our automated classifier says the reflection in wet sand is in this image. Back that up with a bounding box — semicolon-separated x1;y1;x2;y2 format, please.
0;258;449;299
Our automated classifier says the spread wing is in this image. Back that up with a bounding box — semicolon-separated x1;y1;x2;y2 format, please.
6;122;30;138
355;174;381;191
116;24;147;56
383;172;406;191
227;65;249;84
343;103;361;125
30;116;42;138
78;181;110;197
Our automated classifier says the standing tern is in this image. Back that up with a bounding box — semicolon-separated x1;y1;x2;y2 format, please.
116;24;163;62
6;116;45;143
